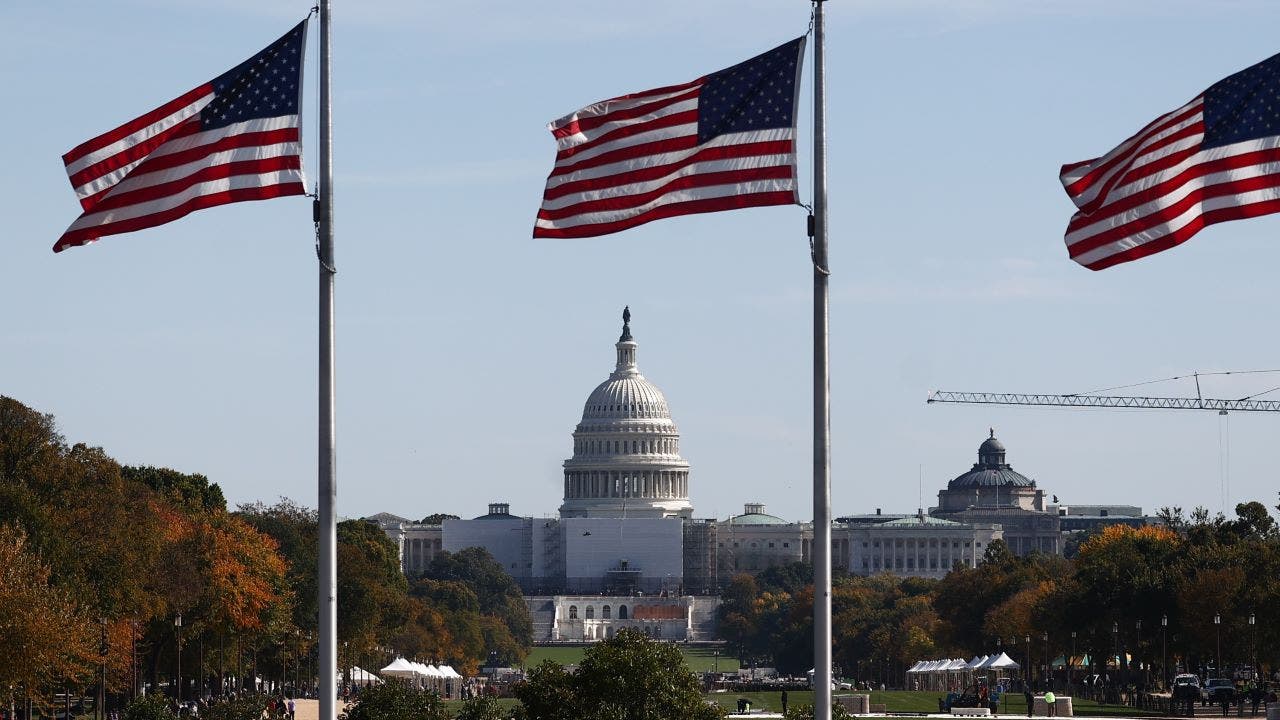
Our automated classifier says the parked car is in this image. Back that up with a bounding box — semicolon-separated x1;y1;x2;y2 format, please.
1204;678;1235;704
1173;674;1201;701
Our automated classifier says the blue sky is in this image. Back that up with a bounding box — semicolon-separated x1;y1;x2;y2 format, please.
4;0;1279;525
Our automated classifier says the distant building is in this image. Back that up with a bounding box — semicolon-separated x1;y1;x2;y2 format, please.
370;310;1154;624
931;431;1062;556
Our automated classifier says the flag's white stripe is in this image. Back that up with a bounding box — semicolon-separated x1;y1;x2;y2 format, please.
97;141;303;199
1072;186;1280;267
535;178;794;230
553;122;698;170
1061;97;1202;188
541;154;793;211
72;115;299;199
1068;157;1280;246
146;116;300;161
1067;102;1204;210
548;83;703;133
65;170;305;232
545;129;793;190
65;93;215;177
556;97;699;152
1074;135;1268;227
1066;139;1280;244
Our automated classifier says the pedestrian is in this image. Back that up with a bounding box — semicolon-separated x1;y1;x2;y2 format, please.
1044;691;1056;717
288;698;295;720
781;690;789;715
1025;688;1034;717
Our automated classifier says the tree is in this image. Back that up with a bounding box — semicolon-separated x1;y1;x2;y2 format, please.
418;513;459;525
454;695;506;720
513;629;723;720
425;547;533;651
0;524;96;704
338;520;408;660
122;465;225;512
344;681;448;720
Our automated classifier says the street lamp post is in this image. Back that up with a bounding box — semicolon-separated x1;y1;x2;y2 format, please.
1161;615;1168;688
1135;619;1143;689
1248;613;1256;681
1071;631;1077;692
1213;613;1221;677
175;614;183;704
1042;632;1049;690
1112;622;1119;690
1025;635;1032;687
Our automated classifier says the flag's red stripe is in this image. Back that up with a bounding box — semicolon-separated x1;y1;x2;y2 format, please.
68;119;204;195
549;135;701;179
73;127;299;211
1064;102;1203;210
553;87;702;140
539;166;794;221
54;182;306;252
554;109;698;162
1066;142;1269;235
548;78;704;132
62;84;212;165
1068;170;1280;258
533;191;796;239
1082;198;1280;270
543;140;793;201
86;156;303;213
125;127;300;180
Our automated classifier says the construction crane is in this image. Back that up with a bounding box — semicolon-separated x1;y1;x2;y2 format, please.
928;370;1280;413
926;390;1280;413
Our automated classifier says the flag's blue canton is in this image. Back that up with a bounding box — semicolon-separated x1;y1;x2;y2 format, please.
1203;52;1280;150
697;37;803;145
202;21;306;131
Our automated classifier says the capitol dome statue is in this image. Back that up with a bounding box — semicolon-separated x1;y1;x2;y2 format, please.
559;308;693;519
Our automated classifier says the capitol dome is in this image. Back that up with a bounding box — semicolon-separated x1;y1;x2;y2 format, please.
559;308;693;519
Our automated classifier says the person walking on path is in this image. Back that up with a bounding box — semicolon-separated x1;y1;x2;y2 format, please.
1025;689;1034;717
781;690;788;715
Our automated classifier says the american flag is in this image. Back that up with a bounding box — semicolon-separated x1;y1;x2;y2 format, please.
1061;52;1280;270
534;37;805;239
55;21;309;253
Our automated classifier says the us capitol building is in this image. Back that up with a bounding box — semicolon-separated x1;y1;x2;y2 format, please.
370;309;1153;642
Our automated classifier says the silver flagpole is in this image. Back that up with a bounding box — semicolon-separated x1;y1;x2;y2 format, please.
811;2;832;720
317;0;338;719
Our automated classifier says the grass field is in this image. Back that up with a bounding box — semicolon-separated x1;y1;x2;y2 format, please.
524;644;740;672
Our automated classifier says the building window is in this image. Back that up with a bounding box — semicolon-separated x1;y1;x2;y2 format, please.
768;542;774;548
618;605;628;620
783;543;790;548
569;605;578;619
603;605;611;619
586;606;595;619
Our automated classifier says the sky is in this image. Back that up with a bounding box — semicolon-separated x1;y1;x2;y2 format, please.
4;0;1280;527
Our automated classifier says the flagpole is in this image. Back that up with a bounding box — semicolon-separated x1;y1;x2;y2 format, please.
811;2;832;720
316;1;338;719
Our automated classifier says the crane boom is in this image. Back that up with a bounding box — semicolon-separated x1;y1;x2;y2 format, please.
927;390;1280;413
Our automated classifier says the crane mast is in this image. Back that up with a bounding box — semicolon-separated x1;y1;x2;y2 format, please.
927;390;1280;413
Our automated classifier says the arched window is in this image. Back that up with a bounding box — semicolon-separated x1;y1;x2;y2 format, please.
586;605;595;619
603;605;611;619
568;605;578;619
618;605;628;620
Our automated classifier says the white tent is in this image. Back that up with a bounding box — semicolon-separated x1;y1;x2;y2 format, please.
346;667;382;686
438;665;463;679
986;652;1020;670
380;658;418;681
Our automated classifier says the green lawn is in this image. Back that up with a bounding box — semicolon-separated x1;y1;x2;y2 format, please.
524;644;740;673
